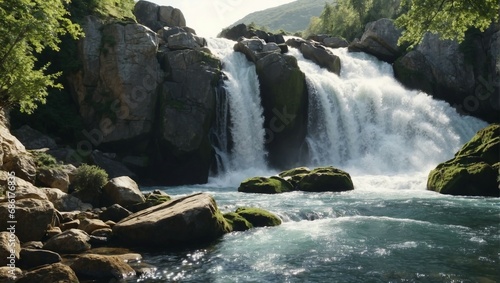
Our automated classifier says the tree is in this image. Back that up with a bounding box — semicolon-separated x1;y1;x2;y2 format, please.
0;0;81;114
395;0;500;47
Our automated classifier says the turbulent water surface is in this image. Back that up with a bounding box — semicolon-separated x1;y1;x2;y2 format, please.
134;42;499;282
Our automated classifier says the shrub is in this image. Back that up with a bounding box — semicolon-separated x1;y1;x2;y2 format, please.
31;151;61;170
72;164;108;192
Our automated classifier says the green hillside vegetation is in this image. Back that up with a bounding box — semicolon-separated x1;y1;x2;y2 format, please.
233;0;332;33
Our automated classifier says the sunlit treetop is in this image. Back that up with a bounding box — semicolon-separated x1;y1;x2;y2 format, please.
395;0;500;48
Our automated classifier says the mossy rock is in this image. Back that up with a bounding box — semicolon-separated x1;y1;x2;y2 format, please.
238;176;293;194
455;123;499;165
235;207;282;227
427;156;498;197
278;167;310;187
223;212;253;232
297;166;354;192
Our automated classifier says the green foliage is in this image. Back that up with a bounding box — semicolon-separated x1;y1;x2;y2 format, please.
72;164;109;192
395;0;499;48
306;0;403;40
31;151;61;169
68;0;135;22
0;0;82;114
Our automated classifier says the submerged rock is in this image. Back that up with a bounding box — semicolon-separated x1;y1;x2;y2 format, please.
238;176;293;194
234;207;282;227
112;193;231;248
297;166;354;192
427;123;499;197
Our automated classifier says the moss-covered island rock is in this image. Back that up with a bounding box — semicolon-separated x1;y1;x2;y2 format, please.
238;176;294;194
223;212;254;232
427;124;499;197
234;207;282;227
297;166;354;192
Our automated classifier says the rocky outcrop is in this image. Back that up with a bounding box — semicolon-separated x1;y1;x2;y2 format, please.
103;176;145;207
154;49;221;185
0;198;54;242
134;0;186;31
286;39;341;75
12;125;57;150
43;229;91;254
349;18;403;63
112;193;230;248
238;176;293;194
16;263;79;283
234;38;282;62
71;254;136;280
427;123;499;197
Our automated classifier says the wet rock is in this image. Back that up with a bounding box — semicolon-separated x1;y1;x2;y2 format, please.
297;166;354;192
234;207;282;227
238;176;293;194
223;212;253;231
278;166;311;187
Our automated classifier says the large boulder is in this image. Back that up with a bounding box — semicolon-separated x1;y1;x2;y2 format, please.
238;176;293;194
223;212;253;232
16;263;79;283
0;171;48;201
12;125;57;150
254;53;308;169
44;188;93;212
0;121;36;183
297;166;354;192
234;207;282;227
0;198;54;242
0;232;20;266
112;193;231;248
153;49;221;185
134;0;186;31
103;176;145;207
234;38;282;63
167;32;206;50
69;18;161;150
70;254;136;280
37;167;70;192
427;124;499;197
278;166;311;187
286;39;341;75
348;18;403;63
43;229;91;254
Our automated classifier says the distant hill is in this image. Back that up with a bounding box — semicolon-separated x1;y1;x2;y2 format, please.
232;0;332;33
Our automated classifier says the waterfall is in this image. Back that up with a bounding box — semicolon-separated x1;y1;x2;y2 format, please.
208;38;268;179
288;47;487;174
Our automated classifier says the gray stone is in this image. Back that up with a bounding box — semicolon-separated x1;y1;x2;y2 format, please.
12;125;57;150
167;32;202;50
323;37;349;48
158;5;186;27
299;41;341;75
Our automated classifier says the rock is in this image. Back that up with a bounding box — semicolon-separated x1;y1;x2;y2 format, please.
393;50;435;95
154;49;221;185
297;166;354;192
78;218;110;234
223;212;253;232
0;120;36;183
46;227;62;238
255;53;308;169
427;124;499;197
37;167;70;192
0;232;20;266
128;190;172;212
299;41;341;75
90;150;136;179
43;229;91;254
0;198;54;242
91;228;113;238
0;171;48;201
100;204;132;222
70;254;136;280
323;37;349;48
22;241;43;249
234;207;282;227
158;5;186;27
286;37;307;48
234;38;281;63
12;125;57;150
69;20;161;147
20;248;62;269
16;263;79;283
348;18;403;63
278;166;311;187
0;266;22;281
167;32;205;50
219;23;249;41
113;193;230;248
238;176;293;194
61;219;80;231
103;176;145;207
219;23;284;44
44;188;92;212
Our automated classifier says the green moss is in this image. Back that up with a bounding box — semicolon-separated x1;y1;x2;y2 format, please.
31;151;63;170
297;166;354;192
455;124;499;165
235;207;282;227
224;212;254;232
278;167;310;187
238;176;294;194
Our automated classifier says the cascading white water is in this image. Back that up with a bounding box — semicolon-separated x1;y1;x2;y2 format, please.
287;47;487;175
208;38;268;179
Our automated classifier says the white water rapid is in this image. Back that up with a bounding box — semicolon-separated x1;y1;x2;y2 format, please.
287;47;487;176
208;38;269;183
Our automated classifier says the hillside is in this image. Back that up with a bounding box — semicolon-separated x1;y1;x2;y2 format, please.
232;0;333;33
